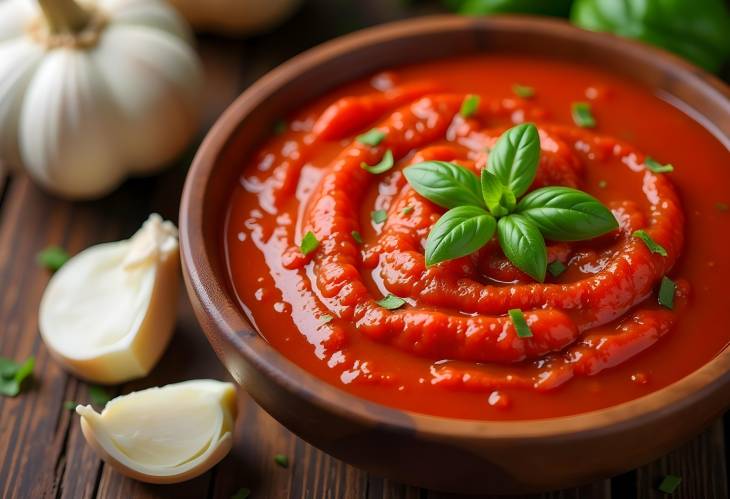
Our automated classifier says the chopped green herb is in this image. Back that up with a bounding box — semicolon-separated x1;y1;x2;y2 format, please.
512;84;535;99
645;157;674;173
361;149;394;174
598;180;607;189
37;246;70;272
89;385;111;407
320;314;334;324
64;401;77;411
274;454;289;468
658;276;676;310
547;260;566;278
658;474;682;494
357;128;386;147
571;102;596;128
459;94;480;118
371;210;387;224
377;294;406;310
715;202;728;212
273;120;287;135
351;231;363;244
231;487;251;499
401;206;414;215
0;356;34;397
508;309;533;338
633;230;668;256
300;231;319;256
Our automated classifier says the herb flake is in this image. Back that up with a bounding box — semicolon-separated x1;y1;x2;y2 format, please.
645;157;674;173
274;454;289;468
571;102;596;128
508;309;533;338
361;149;394;174
231;487;251;499
320;314;334;324
37;246;70;272
459;94;480;118
300;231;319;256
371;210;387;224
89;385;111;407
64;400;77;410
658;276;676;310
377;295;406;310
0;356;34;397
401;206;414;215
658;474;681;494
351;231;363;244
512;84;535;99
547;260;566;277
633;230;668;256
716;202;729;212
357;129;386;147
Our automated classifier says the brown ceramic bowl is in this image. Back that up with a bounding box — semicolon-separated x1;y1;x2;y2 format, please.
180;15;730;494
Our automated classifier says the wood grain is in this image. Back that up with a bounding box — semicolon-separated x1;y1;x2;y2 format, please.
0;1;728;498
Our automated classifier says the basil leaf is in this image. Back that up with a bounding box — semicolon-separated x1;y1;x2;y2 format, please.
37;246;70;272
480;169;515;217
377;294;406;310
487;123;540;198
425;206;496;266
497;214;547;282
0;356;34;397
404;161;484;209
361;149;394;174
516;186;618;241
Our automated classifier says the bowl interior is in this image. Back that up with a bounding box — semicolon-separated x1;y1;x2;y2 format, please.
181;15;730;439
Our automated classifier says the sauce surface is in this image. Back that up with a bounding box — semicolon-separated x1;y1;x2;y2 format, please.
225;55;730;420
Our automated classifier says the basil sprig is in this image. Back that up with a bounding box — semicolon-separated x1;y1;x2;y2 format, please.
403;123;618;281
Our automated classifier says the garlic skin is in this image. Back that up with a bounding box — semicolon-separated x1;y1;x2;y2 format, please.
77;380;237;484
168;0;301;36
39;214;179;384
0;0;202;199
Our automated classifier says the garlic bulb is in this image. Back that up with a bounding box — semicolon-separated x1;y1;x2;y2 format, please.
167;0;300;36
39;214;179;384
77;380;237;484
0;0;203;199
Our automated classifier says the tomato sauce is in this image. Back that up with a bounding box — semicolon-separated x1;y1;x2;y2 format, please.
225;55;730;420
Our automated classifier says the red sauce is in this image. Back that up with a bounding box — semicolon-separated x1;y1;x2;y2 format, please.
225;55;730;420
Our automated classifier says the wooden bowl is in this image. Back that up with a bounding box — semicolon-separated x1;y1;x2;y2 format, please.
180;15;730;494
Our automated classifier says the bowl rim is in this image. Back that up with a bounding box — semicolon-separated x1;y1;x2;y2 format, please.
180;14;730;441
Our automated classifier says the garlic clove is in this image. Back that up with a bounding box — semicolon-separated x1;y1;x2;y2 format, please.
77;380;237;484
39;214;179;384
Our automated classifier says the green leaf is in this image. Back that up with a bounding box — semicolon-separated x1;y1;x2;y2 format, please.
404;161;484;209
480;169;515;216
274;454;289;468
300;231;319;255
508;309;533;338
516;186;618;241
454;0;573;17
401;206;413;215
658;474;681;494
425;206;496;266
571;102;596;128
633;230;668;256
658;276;676;310
361;149;394;174
377;294;406;310
357;128;386;146
512;84;535;98
351;231;363;244
37;246;70;272
645;157;674;173
0;356;34;397
487;123;540;198
371;210;387;224
231;487;251;499
497;214;547;282
89;385;112;407
547;260;566;277
64;400;77;410
459;94;480;118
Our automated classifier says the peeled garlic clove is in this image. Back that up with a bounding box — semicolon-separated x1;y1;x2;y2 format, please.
77;380;237;484
39;214;179;384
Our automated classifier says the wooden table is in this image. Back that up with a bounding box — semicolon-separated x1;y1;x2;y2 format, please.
1;2;728;498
